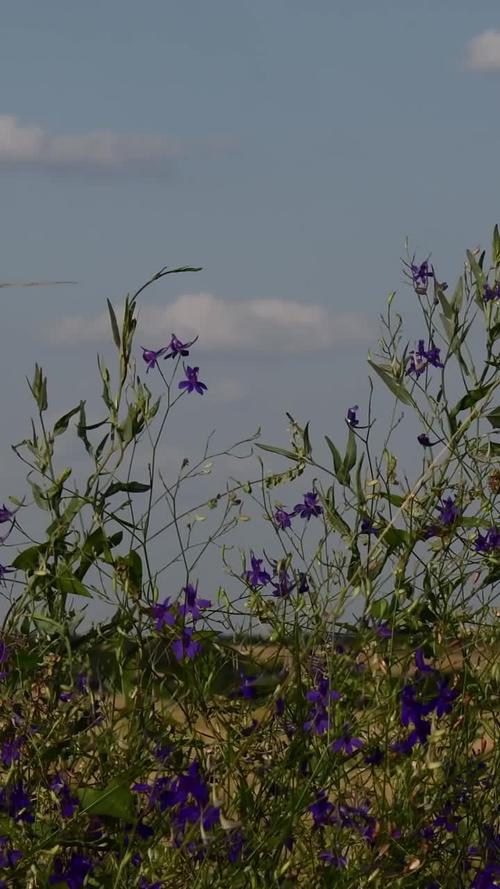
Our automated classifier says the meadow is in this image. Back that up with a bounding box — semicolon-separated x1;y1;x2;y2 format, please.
0;237;498;888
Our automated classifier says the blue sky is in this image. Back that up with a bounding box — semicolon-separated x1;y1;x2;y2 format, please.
1;2;499;614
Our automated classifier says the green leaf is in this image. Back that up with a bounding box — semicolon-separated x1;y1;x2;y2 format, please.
343;427;357;476
450;383;496;418
486;406;500;429
77;781;134;820
53;404;81;437
257;443;302;461
368;360;416;408
492;224;500;267
32;613;66;635
76;401;92;455
467;249;485;290
103;480;151;498
107;299;121;350
452;277;464;312
325;436;342;476
56;565;92;598
323;498;351;538
12;545;45;572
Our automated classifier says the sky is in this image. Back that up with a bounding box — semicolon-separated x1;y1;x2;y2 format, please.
1;1;500;619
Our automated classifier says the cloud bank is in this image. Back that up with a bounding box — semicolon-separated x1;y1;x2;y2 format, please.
0;115;181;169
46;292;375;352
466;30;500;71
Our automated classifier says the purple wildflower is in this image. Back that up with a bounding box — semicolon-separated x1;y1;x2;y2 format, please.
364;747;384;766
0;836;22;870
180;583;211;620
406;339;443;377
227;828;246;863
360;517;379;536
483;282;500;303
309;790;334;828
431;676;458;717
0;782;34;822
375;622;393;639
141;346;169;373
245;553;271;587
415;648;435;674
49;853;94;889
346;405;359;427
274;507;292;530
298;572;309;593
418;433;432;447
1;737;22;767
139;880;163;889
332;724;364;755
304;675;340;735
411;260;433;293
178;366;207;395
171;628;202;662
236;672;257;700
475;527;500;554
319;851;348;868
437;496;460;526
151;598;177;631
470;862;500;888
0;505;14;523
293;491;323;520
165;333;196;359
271;568;294;598
0;565;13;586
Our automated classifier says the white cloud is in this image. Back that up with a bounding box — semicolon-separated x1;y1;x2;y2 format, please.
0;115;180;169
466;30;500;71
45;292;375;352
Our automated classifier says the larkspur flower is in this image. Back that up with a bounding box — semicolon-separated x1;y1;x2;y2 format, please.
438;496;460;526
165;333;196;359
364;747;384;766
151;598;177;631
470;862;500;889
270;568;294;598
274;507;292;530
483;282;500;302
418;433;432;447
309;790;335;828
0;504;14;523
0;565;13;586
141;346;169;373
346;404;359;427
406;339;443;377
415;648;435;674
180;583;211;620
431;676;458;717
475;527;500;554
178;366;207;395
293;491;323;520
0;836;22;871
245;553;271;587
139;879;163;889
236;672;257;700
1;737;22;767
360;517;379;536
319;851;348;868
411;260;433;293
375;622;393;638
298;572;309;593
50;775;79;819
0;781;34;822
304;676;341;735
49;853;94;889
172;628;202;662
332;724;364;755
